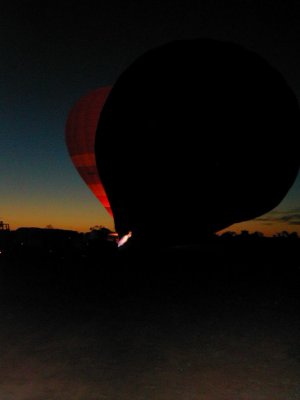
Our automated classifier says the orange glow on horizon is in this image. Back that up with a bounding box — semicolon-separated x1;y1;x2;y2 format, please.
5;212;300;237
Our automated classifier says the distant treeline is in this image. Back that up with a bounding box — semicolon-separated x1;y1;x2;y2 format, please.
0;226;299;294
0;226;117;263
219;230;299;240
0;226;299;259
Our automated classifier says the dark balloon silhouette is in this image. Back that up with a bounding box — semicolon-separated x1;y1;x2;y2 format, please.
95;39;300;245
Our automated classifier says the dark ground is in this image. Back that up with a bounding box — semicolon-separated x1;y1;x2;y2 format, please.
0;241;300;399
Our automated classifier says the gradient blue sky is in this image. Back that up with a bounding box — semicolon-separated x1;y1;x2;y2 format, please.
1;1;299;234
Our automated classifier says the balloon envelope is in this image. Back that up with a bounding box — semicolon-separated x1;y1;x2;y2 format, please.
95;39;300;244
65;87;113;216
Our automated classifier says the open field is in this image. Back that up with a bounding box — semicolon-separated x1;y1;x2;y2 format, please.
0;246;300;399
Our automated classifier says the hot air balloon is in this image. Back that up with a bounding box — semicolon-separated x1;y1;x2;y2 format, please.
65;87;113;217
96;39;300;245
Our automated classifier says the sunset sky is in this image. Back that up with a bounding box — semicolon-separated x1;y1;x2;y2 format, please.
1;1;299;235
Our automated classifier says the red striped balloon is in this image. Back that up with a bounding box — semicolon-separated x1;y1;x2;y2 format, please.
65;87;113;216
